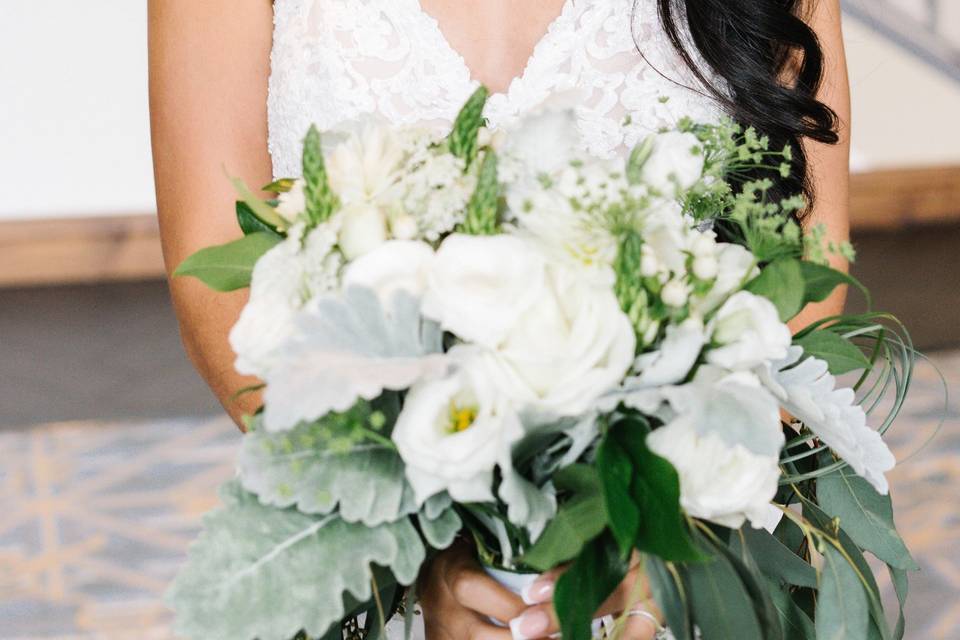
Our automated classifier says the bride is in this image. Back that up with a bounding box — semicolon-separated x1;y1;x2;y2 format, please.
149;1;851;638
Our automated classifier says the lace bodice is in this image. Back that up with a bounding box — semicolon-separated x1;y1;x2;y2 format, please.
268;0;725;178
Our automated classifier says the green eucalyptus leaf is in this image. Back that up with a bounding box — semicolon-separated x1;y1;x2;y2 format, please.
521;465;606;571
818;467;916;570
815;544;870;640
238;419;414;527
745;258;805;322
888;565;909;640
767;579;816;640
237;200;283;237
741;527;817;588
646;557;694;640
803;501;893;640
794;331;871;375
553;532;628;640
725;532;785;640
679;535;764;640
597;418;701;561
167;482;425;640
173;232;280;292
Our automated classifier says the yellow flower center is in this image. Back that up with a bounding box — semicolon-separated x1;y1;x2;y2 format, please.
447;401;479;434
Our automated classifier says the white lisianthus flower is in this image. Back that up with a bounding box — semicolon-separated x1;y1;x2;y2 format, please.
647;422;782;530
326;122;406;205
275;179;306;224
706;291;791;370
484;265;636;417
338;202;388;260
342;240;435;303
639;131;705;196
230;222;342;376
759;346;896;494
421;234;546;348
392;348;524;505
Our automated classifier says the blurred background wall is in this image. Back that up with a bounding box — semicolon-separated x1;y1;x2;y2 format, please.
0;1;957;638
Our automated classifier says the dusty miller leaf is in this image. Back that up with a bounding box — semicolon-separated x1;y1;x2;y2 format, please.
239;420;415;527
167;482;425;640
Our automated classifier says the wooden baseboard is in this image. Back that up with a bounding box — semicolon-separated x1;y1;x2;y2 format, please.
0;214;165;288
850;165;960;230
0;165;958;287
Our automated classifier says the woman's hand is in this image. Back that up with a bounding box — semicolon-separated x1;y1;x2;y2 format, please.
418;540;525;639
509;556;664;639
419;543;664;640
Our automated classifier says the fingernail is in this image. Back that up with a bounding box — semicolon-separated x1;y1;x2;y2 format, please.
520;578;555;605
510;610;550;640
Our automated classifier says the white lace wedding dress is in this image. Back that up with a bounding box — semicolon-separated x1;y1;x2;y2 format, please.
267;0;723;636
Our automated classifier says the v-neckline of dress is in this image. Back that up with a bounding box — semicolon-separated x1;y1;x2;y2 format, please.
409;0;579;102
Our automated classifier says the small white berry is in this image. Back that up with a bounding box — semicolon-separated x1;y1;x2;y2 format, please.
662;279;690;308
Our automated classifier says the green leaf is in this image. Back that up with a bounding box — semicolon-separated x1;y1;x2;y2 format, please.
722;531;784;640
818;467;917;570
238;419;415;527
803;501;893;640
745;258;805;322
230;175;288;230
815;545;870;640
521;465;606;571
237;200;283;237
173;232;280;291
679;535;764;640
800;262;864;307
554;532;628;640
794;331;871;375
888;565;909;640
302;125;339;225
597;418;701;561
646;557;694;640
263;178;297;193
741;527;817;588
461;150;500;235
447;86;489;167
167;481;426;640
767;580;816;640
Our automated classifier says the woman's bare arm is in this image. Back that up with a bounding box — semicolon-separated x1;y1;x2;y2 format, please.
148;0;274;428
789;0;852;332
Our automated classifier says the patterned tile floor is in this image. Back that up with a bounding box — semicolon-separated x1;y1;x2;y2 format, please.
0;353;957;640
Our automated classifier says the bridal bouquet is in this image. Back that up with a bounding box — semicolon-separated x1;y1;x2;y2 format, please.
168;89;916;640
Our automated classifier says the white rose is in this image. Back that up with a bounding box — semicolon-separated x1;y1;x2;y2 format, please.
338;202;388;260
485;265;636;417
392;347;523;504
275;179;306;224
706;291;791;370
639;131;705;196
342;240;435;303
647;422;782;529
421;234;546;348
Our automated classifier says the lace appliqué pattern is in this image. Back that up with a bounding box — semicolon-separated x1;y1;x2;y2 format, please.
268;0;725;178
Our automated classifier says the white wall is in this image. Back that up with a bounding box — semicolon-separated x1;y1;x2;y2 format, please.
0;5;959;221
0;1;155;220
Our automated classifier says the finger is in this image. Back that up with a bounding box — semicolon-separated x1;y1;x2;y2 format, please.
507;603;556;640
622;609;662;640
445;561;526;624
596;560;649;618
466;615;517;640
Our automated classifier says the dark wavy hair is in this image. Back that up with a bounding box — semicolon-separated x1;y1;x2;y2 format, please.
642;0;840;219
